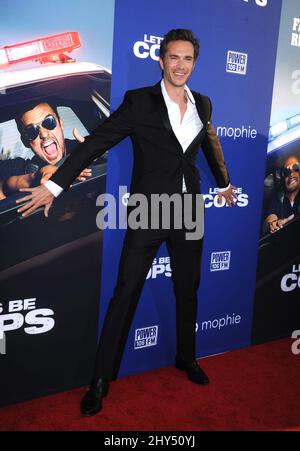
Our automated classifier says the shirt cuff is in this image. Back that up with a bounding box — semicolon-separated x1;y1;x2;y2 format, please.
217;183;231;193
44;180;64;198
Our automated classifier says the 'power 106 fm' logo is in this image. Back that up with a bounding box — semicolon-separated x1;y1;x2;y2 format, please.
226;51;248;75
133;34;163;61
134;325;158;349
210;251;231;271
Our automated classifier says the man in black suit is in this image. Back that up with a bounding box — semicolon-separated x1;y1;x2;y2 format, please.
17;29;236;416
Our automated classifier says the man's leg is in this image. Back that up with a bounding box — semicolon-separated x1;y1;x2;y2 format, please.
93;228;166;381
166;229;208;385
166;228;203;363
81;228;166;415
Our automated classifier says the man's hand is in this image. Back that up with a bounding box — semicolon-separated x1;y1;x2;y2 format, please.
16;185;54;218
72;128;92;181
217;185;237;207
40;164;91;185
76;167;92;182
73;127;85;143
268;214;294;234
40;165;58;185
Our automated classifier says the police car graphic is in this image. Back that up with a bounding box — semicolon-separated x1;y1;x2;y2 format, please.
257;113;300;281
253;112;300;344
0;32;111;272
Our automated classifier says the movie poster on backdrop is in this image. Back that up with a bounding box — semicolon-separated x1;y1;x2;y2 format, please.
0;0;115;406
100;0;282;379
252;0;300;344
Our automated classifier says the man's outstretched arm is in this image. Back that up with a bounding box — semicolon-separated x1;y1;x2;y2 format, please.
4;173;36;196
200;96;237;207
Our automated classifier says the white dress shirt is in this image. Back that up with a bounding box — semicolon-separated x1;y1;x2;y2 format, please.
160;79;203;193
45;80;229;197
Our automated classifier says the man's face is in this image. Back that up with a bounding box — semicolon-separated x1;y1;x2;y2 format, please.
21;103;65;165
283;156;300;193
159;40;195;88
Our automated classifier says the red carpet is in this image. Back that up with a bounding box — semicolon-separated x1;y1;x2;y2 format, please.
1;338;300;431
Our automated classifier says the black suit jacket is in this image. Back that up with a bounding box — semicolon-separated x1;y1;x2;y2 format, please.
51;82;230;195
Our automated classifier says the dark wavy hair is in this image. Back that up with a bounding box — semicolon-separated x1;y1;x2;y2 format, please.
159;29;200;60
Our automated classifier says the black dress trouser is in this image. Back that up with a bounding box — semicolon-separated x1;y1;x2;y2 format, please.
93;193;204;380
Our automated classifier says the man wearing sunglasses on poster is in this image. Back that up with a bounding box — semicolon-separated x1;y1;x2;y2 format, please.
0;102;90;198
265;155;300;234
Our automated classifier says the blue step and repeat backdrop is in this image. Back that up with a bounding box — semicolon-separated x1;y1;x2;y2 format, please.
1;0;300;405
100;0;283;377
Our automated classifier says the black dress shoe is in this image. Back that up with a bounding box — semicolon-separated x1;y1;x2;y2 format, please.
80;377;109;416
175;357;209;384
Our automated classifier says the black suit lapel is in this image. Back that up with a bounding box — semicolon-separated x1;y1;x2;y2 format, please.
150;82;173;133
150;83;184;155
150;83;209;156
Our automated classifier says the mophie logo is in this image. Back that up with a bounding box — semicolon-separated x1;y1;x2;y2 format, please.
201;313;242;331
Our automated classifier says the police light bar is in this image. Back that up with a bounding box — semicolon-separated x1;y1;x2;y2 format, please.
0;32;81;67
269;121;288;140
268;113;300;153
289;114;300;127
